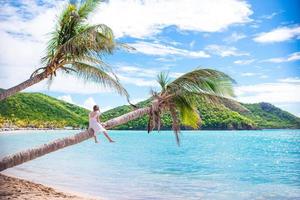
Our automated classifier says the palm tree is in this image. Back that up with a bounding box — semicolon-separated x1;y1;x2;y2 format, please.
0;68;235;171
0;0;129;101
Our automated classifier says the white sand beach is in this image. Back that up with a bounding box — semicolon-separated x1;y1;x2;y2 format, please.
0;173;101;200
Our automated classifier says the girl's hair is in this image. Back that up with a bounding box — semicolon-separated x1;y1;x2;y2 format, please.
93;105;99;111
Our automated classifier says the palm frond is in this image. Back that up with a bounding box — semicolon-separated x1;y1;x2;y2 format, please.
44;1;114;65
38;1;130;107
72;62;129;98
116;42;136;51
78;0;101;19
173;95;200;129
167;68;236;98
66;53;114;74
157;72;171;92
44;3;82;64
60;24;115;58
169;105;180;146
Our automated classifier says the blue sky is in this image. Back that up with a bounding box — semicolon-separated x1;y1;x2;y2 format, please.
0;0;299;116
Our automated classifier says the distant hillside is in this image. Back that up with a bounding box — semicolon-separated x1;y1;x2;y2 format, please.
101;97;300;130
0;92;89;128
100;98;256;130
0;91;299;129
243;102;300;129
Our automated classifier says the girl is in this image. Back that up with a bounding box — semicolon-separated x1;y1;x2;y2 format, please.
89;105;115;143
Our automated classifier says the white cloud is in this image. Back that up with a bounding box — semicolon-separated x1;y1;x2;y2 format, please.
91;0;252;38
155;57;178;62
57;95;112;111
83;97;97;111
24;72;113;94
234;59;255;65
117;65;157;78
0;0;252;94
169;72;184;78
224;32;246;43
205;45;249;57
278;77;300;83
189;40;196;48
254;26;300;43
235;82;300;103
0;1;62;42
259;75;269;79
0;31;45;89
115;65;184;87
262;52;300;63
118;74;159;87
260;12;280;20
241;72;256;77
130;41;210;58
58;95;74;104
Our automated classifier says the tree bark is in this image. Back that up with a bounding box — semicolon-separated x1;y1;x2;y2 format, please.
0;106;151;171
0;72;47;101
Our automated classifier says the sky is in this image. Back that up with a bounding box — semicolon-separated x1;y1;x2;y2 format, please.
0;0;300;116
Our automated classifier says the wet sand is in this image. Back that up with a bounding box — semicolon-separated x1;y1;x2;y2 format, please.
0;173;100;200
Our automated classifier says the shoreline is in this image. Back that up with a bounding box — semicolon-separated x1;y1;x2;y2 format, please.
1;128;298;134
0;128;86;134
0;127;84;132
0;173;101;200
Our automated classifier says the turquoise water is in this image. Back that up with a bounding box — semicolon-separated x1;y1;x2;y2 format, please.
0;130;300;200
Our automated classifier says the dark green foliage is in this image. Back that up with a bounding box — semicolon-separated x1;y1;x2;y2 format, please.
101;98;300;130
0;92;299;129
101;98;257;130
243;102;300;129
0;92;89;128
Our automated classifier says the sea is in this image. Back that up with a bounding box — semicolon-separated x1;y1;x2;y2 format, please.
0;129;299;200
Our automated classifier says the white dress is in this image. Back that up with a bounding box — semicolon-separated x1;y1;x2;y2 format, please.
89;111;107;135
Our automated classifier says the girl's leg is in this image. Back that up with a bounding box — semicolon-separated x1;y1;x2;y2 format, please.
103;131;115;143
93;132;99;143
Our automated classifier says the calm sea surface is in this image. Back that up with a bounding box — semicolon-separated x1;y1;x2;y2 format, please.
0;130;300;200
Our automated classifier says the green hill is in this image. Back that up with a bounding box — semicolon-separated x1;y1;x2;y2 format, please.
0;92;89;128
99;98;254;130
243;102;300;129
102;97;300;130
0;91;299;129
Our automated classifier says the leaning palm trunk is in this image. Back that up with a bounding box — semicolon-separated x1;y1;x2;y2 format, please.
0;72;48;101
0;106;151;171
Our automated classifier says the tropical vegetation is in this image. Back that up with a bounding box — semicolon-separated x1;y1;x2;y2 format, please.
0;68;238;170
1;90;300;131
1;0;299;173
0;0;129;101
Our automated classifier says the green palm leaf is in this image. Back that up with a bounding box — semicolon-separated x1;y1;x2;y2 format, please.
72;62;129;98
157;72;171;92
167;68;235;98
172;95;200;129
148;68;236;145
78;0;101;18
36;0;130;101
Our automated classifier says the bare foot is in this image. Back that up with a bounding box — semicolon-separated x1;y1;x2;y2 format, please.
109;140;115;143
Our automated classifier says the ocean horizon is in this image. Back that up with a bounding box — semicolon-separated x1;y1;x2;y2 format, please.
1;129;300;200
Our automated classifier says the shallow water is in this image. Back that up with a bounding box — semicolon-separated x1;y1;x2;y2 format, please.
0;130;300;200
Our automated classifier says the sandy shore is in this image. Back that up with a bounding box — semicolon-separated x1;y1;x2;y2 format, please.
0;127;84;133
0;173;100;200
